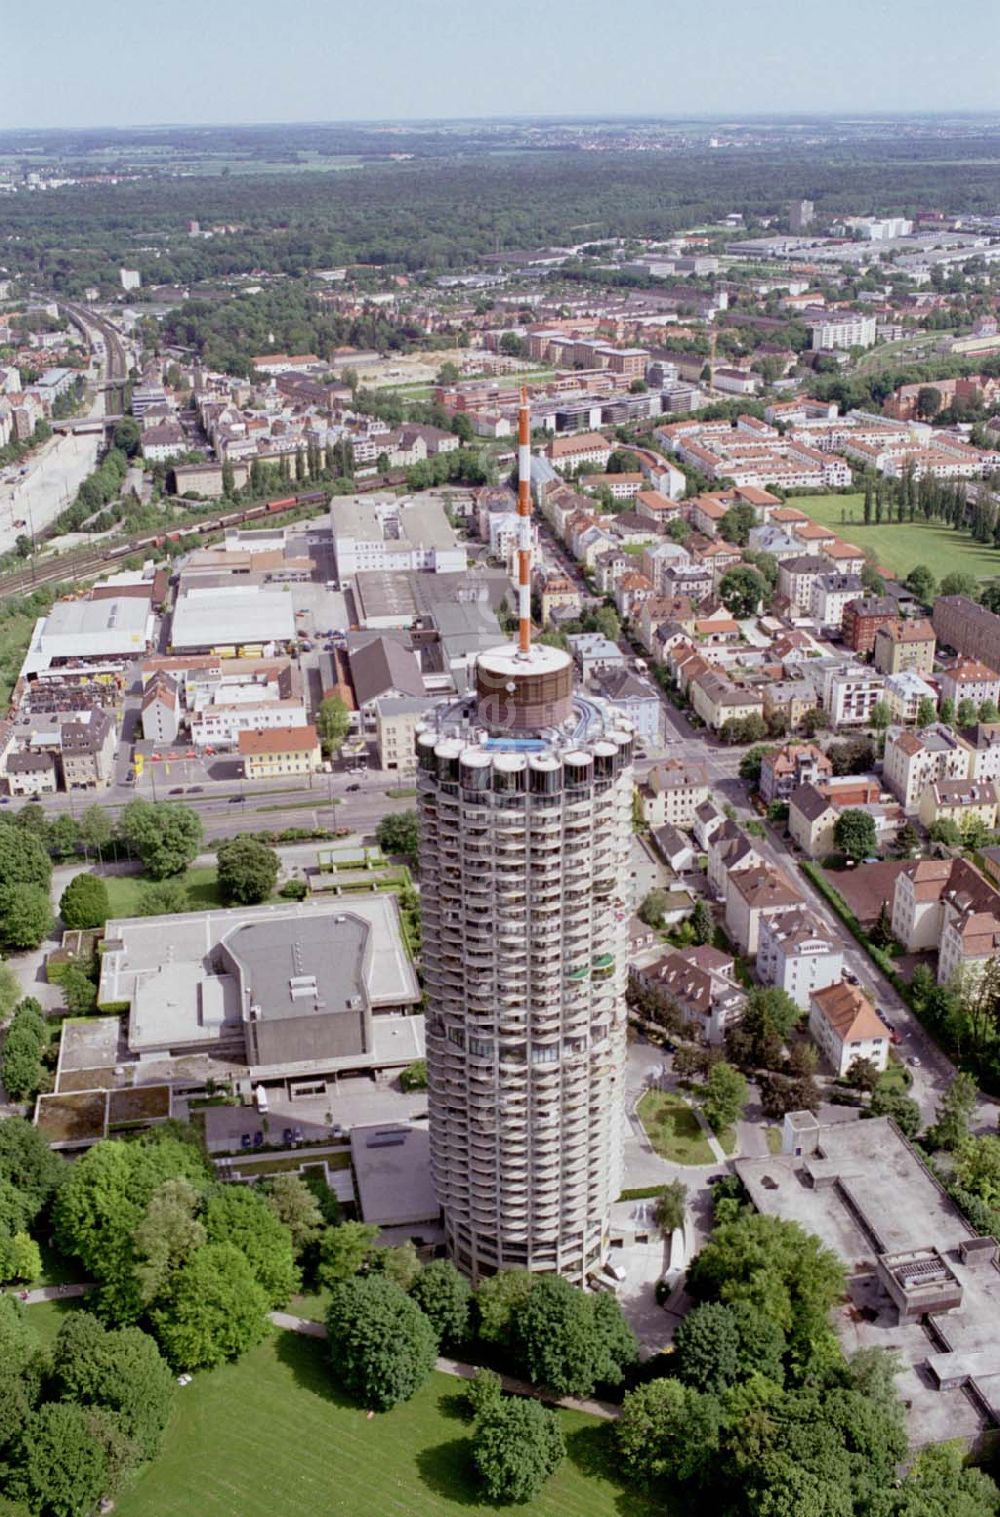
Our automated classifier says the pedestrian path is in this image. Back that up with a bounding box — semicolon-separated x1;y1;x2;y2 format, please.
689;1100;729;1164
269;1313;620;1420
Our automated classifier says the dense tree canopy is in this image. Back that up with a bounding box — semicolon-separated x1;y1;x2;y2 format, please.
58;873;110;931
50;1312;175;1462
53;1137;211;1323
119;801;203;880
375;811;419;863
0;885;53;952
511;1274;636;1397
409;1259;471;1351
215;836;280;907
687;1211;845;1373
325;1276;437;1410
472;1396;565;1505
203;1187;299;1306
150;1242;270;1370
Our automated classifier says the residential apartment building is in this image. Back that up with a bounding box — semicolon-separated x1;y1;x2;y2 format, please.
956;723;1000;785
725;862;802;955
806;310;878;351
842;598;899;655
918;778;999;832
932;596;1000;671
777;556;831;615
594;668;661;746
639;759;710;829
6;752;57;798
809;982;888;1076
883;724;968;810
59;710;116;789
883;670;936;724
756;907;844;1009
141;674;181;745
810;574;864;630
822;664;886;727
937;658;1000;710
891;857;1000;986
546;432;612;474
707;822;762;899
418;644;633;1284
374;696;427;773
788;783;840;858
759;743;833;805
238;725;321;779
873;617;936;677
689;670;765;733
632;945;745;1044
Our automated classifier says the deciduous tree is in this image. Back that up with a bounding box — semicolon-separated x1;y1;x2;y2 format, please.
472;1396;565;1504
325;1276;437;1410
833;809;877;863
618;1377;720;1485
151;1243;270;1370
203;1186;299;1306
215;835;279;906
120;801;202;880
59;874;110;931
409;1259;471;1350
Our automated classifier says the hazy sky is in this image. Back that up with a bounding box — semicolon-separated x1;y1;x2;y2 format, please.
4;0;999;131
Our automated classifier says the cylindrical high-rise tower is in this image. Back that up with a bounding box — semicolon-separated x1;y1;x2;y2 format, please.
418;391;632;1284
416;644;633;1285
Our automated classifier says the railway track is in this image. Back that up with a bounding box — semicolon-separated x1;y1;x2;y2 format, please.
0;472;406;599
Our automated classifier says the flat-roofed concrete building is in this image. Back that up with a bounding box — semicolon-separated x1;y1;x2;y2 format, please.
737;1115;1000;1450
170;586;296;653
97;897;422;1084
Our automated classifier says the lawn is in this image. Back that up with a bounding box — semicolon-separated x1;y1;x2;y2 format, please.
24;1297;84;1348
104;865;225;917
786;493;1000;585
114;1331;669;1517
637;1090;714;1165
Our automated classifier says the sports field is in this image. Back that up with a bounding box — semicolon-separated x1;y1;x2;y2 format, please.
785;493;1000;585
114;1330;670;1517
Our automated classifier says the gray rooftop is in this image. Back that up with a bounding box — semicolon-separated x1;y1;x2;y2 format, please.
350;1122;439;1227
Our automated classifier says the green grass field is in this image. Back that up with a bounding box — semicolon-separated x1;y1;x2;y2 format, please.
104;865;225;917
637;1091;715;1165
24;1297;83;1348
114;1331;669;1517
786;493;1000;585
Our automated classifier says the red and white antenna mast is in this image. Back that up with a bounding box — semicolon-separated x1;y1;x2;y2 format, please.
516;386;533;660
